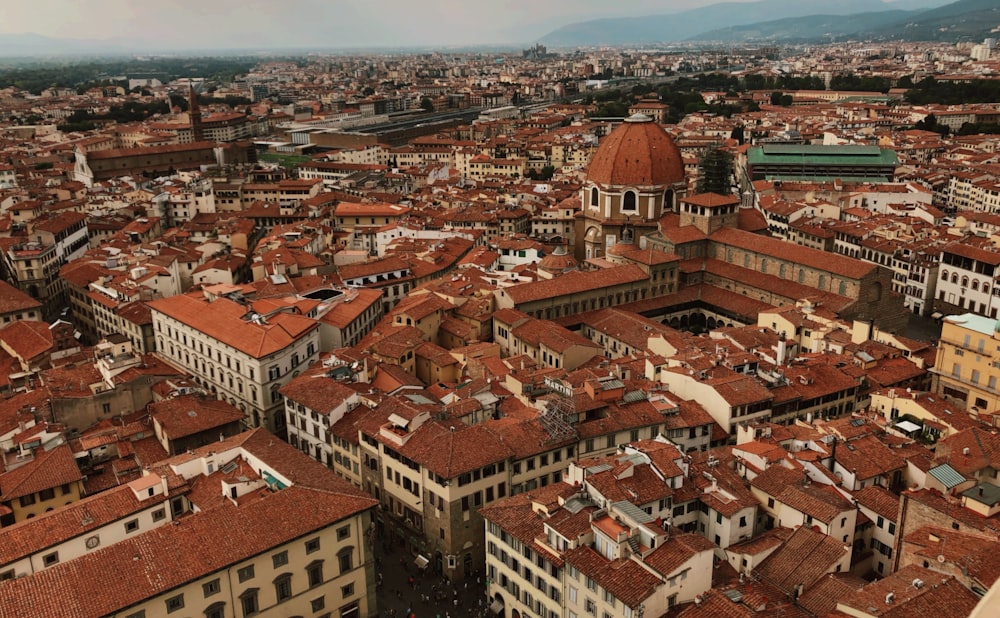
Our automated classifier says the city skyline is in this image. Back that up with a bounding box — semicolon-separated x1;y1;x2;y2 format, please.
0;0;921;51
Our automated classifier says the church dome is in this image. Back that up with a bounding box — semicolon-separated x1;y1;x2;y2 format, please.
585;113;684;187
538;245;578;274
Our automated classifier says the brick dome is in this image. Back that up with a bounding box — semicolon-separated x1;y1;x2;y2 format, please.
586;113;684;187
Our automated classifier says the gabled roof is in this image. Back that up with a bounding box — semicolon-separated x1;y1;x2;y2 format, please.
0;444;82;500
836;565;979;618
0;484;374;618
756;525;849;594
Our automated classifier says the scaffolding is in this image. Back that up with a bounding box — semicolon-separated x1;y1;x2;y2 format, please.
539;395;577;443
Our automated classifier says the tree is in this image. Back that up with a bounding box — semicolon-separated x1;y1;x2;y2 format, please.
419;97;434;112
697;148;734;195
538;165;556;181
730;125;745;146
769;91;792;106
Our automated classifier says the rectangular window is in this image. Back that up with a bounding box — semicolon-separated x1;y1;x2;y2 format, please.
165;594;184;613
42;552;58;567
311;596;326;612
337;524;351;540
152;508;166;522
305;538;320;554
125;519;139;534
238;565;255;582
273;550;288;568
203;579;221;597
307;560;324;588
342;583;354;598
339;550;353;574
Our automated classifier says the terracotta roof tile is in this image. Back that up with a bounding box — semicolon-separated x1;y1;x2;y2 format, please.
0;444;82;500
586;117;684;187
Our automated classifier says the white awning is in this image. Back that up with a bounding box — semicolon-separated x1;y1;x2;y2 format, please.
895;420;922;433
489;599;504;614
931;312;944;319
414;554;429;569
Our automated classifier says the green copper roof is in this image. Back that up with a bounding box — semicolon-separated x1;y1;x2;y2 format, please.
944;313;998;337
764;175;890;183
747;144;899;167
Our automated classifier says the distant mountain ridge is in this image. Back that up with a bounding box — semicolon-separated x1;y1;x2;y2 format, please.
690;0;999;43
690;10;917;43
539;0;956;46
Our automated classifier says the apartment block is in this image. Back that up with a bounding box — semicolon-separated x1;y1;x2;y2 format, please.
149;284;321;435
0;429;378;618
933;313;1000;417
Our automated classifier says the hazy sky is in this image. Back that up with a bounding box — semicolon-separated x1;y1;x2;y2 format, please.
1;0;913;49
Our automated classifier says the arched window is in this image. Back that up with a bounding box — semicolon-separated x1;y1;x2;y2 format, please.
798;269;806;284
590;187;599;207
664;189;675;211
818;275;826;290
839;281;847;295
780;263;787;278
952;273;959;284
962;276;969;288
760;258;768;273
972;280;980;292
622;190;637;212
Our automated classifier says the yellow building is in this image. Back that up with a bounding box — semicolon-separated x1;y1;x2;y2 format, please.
0;429;378;618
934;313;1000;420
0;444;84;527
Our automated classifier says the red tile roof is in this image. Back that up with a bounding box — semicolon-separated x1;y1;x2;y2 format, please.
756;525;850;594
586;117;684;187
564;544;663;608
837;565;980;618
709;226;877;280
0;483;373;618
500;264;648;305
149;395;245;440
147;293;317;358
0;279;42;315
0;444;82;500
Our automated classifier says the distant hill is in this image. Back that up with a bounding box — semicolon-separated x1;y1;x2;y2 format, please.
689;0;997;44
862;0;1000;42
539;0;950;47
690;10;915;43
